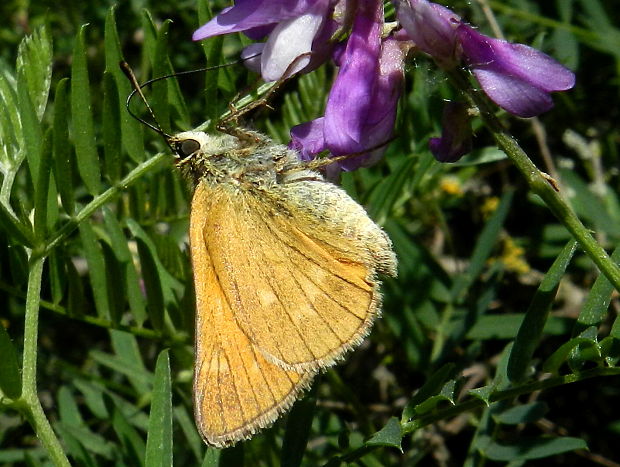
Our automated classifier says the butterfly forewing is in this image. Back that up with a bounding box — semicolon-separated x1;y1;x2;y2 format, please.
191;183;316;447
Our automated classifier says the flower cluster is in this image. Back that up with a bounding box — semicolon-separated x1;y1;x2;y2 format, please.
194;0;575;166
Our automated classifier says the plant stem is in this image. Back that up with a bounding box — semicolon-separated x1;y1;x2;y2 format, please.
450;69;620;292
20;256;71;467
327;367;620;466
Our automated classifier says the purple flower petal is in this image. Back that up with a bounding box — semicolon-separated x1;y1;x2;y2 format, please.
473;68;554;117
429;102;472;162
240;43;265;74
339;38;405;170
261;3;328;81
323;0;383;154
193;0;326;40
289;118;327;161
457;25;575;92
396;0;461;65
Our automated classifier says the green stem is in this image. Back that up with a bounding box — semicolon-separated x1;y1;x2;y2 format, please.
449;69;620;292
328;367;620;465
19;256;71;467
39;152;168;258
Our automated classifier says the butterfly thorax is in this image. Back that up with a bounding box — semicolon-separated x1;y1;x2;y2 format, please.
169;130;309;190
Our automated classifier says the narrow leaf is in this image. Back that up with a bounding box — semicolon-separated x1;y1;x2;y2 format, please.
174;406;204;463
281;388;317;467
71;24;101;195
33;128;53;238
16;26;52;120
104;6;144;162
508;240;578;382
575;246;620;329
495;402;549;425
17;69;43;186
79;221;111;320
112;406;146;466
483;436;587;461
52;77;75;214
0;202;34;247
145;349;173;467
102;71;122;182
110;330;151;395
0;324;21;399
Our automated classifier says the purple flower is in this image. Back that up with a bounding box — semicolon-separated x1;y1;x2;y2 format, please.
290;1;406;171
194;0;337;81
456;25;575;117
429;102;473;162
396;0;575;117
394;0;461;67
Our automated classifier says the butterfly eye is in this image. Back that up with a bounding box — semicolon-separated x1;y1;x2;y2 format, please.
178;139;201;159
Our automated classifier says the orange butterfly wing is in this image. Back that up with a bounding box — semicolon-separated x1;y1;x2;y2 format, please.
191;184;315;448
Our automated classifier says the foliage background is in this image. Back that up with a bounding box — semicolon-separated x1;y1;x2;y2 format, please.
1;0;619;465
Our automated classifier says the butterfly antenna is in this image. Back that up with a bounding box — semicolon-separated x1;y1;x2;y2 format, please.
120;61;173;142
121;54;264;141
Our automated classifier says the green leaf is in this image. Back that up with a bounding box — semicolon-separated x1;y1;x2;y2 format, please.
151;20;172;132
365;417;402;450
508;240;578;382
0;324;21;399
411;379;458;415
281;388;317;467
402;363;455;421
56;423;114;460
466;314;571;340
367;157;417;224
112;406;146;466
201;449;221;467
17;68;43;187
79;221;111;320
101;210;147;325
33;128;53;238
174;405;204;463
145;349;173;467
89;350;154;387
110;330;151;395
0;70;22;166
135;236;165;330
495;402;549;425
104;6;144;163
468;383;497;406
102;71;122;183
482;436;587;461
575;246;620;329
451;146;508;166
48;249;66;304
52;77;75;214
100;242;125;324
16;26;52;120
568;327;602;371
127;219;183;330
0;202;34;247
71;24;101;195
73;379;109;420
58;385;85;427
542;336;600;374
